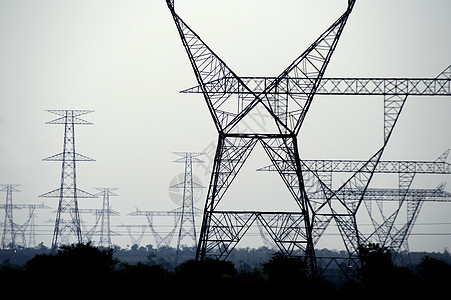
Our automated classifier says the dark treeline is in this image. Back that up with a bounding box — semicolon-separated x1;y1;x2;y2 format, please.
3;242;450;270
1;243;450;297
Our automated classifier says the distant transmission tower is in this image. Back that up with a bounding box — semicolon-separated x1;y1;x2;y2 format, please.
0;185;50;248
170;152;205;263
21;202;51;248
122;224;148;246
92;188;119;248
39;110;97;249
77;188;120;248
1;184;21;249
127;152;205;260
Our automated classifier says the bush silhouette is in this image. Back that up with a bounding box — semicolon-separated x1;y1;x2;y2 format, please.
419;256;451;295
262;252;308;285
262;252;335;297
355;243;419;297
24;242;117;280
2;243;449;296
117;262;170;294
175;259;235;282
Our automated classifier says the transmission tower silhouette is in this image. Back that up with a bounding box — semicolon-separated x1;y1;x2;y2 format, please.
128;152;204;263
122;224;148;246
258;149;451;257
22;202;52;247
96;188;119;247
39;110;97;249
128;207;203;248
1;184;21;249
1;184;51;249
170;152;205;263
80;188;119;248
167;0;451;274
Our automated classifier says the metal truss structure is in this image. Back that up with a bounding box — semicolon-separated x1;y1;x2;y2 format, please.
1;184;21;249
79;188;120;248
170;152;205;263
182;77;451;97
39;110;97;249
122;224;148;246
128;207;204;248
167;0;451;274
18;203;52;248
95;188;119;248
128;152;205;262
1;184;51;249
258;149;451;255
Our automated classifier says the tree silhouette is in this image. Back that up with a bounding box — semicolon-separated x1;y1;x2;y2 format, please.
419;255;451;295
1;243;450;296
355;243;419;297
24;242;118;280
262;252;335;297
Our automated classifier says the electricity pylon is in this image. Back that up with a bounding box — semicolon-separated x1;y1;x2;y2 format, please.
80;188;119;248
170;152;205;263
21;202;52;248
96;188;119;248
167;0;358;274
39;110;97;249
128;207;204;248
1;184;21;249
258;149;451;253
121;224;148;246
127;153;205;263
0;185;51;248
167;0;451;275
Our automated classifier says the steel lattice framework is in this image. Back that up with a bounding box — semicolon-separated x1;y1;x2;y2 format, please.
39;110;97;249
1;184;51;249
259;150;451;255
78;188;120;248
167;0;450;274
1;184;21;249
171;152;205;263
95;188;119;248
128;152;205;262
128;207;203;248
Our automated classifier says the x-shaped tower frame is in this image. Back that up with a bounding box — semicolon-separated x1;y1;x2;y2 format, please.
166;0;450;274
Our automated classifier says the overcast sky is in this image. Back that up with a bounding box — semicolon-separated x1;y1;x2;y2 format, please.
0;0;450;251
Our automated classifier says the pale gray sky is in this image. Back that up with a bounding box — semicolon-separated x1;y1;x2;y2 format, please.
0;0;450;251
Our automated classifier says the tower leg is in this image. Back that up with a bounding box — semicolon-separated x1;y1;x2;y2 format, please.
260;136;317;274
196;135;258;260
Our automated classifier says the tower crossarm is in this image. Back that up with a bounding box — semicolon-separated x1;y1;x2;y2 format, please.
8;203;52;209
128;207;203;217
181;76;451;96
309;187;451;202
45;110;94;125
258;159;451;174
77;208;120;216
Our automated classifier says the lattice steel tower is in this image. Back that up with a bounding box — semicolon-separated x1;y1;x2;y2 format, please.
171;152;205;263
259;149;451;258
40;110;97;249
167;0;450;274
95;188;119;248
1;185;50;248
1;184;21;249
167;0;357;273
